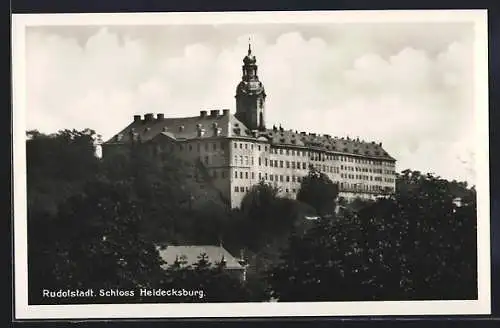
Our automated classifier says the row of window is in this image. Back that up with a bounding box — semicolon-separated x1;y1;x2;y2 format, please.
175;142;224;152
210;169;395;185
234;185;298;194
340;183;395;193
234;170;304;183
234;183;393;195
232;142;394;166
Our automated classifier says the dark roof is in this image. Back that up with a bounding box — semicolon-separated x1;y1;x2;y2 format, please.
104;112;254;144
158;245;243;270
259;128;395;161
105;113;395;161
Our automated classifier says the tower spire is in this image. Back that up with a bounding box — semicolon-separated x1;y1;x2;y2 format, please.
248;37;252;55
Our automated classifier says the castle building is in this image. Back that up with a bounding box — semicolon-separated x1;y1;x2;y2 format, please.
103;43;397;208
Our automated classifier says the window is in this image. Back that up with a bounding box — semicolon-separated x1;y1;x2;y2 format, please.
246;187;249;192
204;156;209;164
205;143;208;151
280;149;283;155
251;144;254;150
280;160;284;168
252;172;255;179
292;162;296;169
280;175;283;182
286;189;289;193
274;160;278;167
297;177;301;183
259;172;262;180
286;176;290;182
270;160;274;167
265;158;268;166
245;156;249;165
292;175;296;182
240;172;243;179
258;145;261;151
234;142;237;149
234;155;238;165
292;189;296;193
245;172;248;179
222;171;226;179
259;158;262;166
265;173;268;180
286;161;290;168
270;175;274;181
286;149;289;155
245;144;248;150
302;162;306;169
235;171;238;178
251;157;254;165
213;143;216;151
221;142;225;150
275;174;278;181
235;186;239;192
240;156;243;165
239;143;242;149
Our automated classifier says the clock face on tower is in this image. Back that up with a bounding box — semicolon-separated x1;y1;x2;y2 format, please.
236;81;265;96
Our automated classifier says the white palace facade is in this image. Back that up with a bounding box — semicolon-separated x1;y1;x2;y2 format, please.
103;44;397;208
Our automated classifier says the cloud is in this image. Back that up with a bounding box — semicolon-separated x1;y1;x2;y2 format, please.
25;24;476;184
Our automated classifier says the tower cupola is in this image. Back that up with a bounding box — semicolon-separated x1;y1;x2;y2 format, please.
235;40;266;131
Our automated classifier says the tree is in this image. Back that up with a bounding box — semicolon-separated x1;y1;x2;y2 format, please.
29;177;167;304
297;166;339;216
27;129;101;216
268;170;477;301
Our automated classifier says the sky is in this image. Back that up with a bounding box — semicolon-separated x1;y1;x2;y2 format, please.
25;21;477;184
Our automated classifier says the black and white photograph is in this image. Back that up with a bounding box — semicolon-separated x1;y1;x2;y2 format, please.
12;10;490;319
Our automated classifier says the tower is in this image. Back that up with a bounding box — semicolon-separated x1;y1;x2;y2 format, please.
235;41;266;131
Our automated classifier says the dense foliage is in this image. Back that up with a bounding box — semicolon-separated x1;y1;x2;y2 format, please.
268;170;477;301
296;166;339;215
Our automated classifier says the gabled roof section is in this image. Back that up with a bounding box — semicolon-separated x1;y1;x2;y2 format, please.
104;111;238;144
158;245;243;270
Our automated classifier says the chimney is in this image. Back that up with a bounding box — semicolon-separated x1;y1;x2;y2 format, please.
210;109;219;117
200;110;207;118
144;113;154;122
222;109;230;116
133;115;141;122
157;113;164;120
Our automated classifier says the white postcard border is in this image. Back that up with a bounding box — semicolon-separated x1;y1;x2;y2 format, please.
12;10;491;319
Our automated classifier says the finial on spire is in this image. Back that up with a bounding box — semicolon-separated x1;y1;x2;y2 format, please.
248;37;252;55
